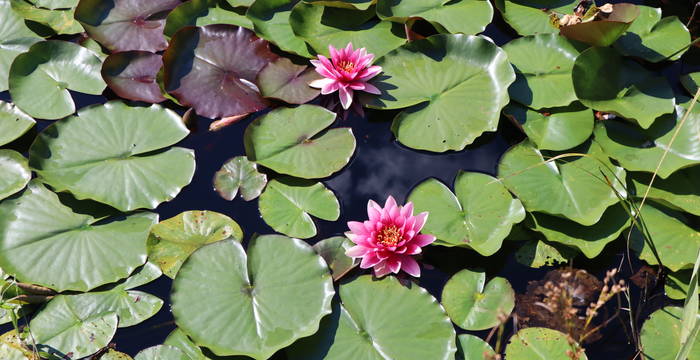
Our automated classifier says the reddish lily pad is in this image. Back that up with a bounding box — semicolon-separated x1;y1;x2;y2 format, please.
102;51;166;103
257;57;321;104
163;24;278;119
559;3;640;47
75;0;181;52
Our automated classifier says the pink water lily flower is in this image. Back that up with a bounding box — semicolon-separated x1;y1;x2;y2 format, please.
345;196;436;278
309;43;382;110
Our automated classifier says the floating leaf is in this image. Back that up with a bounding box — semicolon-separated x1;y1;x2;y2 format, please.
441;269;515;330
498;140;626;226
75;0;180;52
615;5;690;62
163;24;277;119
0;182;157;292
101;349;134;360
376;0;493;36
0;330;38;360
503;102;593;151
0;0;41;92
515;238;573;268
456;334;496;360
171;237;334;359
682;73;700;96
290;3;405;58
214;156;267;201
408;171;525;256
593;105;700;179
164;0;253;38
312;236;358;281
287;275;456;360
632;202;700;272
247;0;313;57
257;57;321;104
226;0;252;6
27;0;78;9
9;40;105;120
666;270;697;301
496;0;577;36
641;307;700;359
244;105;355;179
0;150;30;201
30;295;118;359
572;47;674;129
102;51;166;103
10;0;83;35
259;178;339;239
303;0;374;10
503;34;585;109
0;101;34;146
559;3;639;47
134;345;190;360
529;203;631;258
367;34;515;152
30;101;195;211
630;168;700;216
505;327;588;359
148;210;244;278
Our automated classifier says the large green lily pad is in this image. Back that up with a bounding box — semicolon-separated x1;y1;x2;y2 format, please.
287;275;457;360
376;0;493;36
258;178;339;239
171;236;334;359
148;210;244;278
496;0;577;36
572;47;674;129
30;101;195;211
502;102;593;151
630;168;700;216
0;0;42;92
9;40;106;120
498;140;626;226
0;101;35;146
244;105;355;179
0;181;157;291
615;5;690;63
0;150;30;201
456;334;496;360
593;105;700;179
367;34;515;152
441;269;515;330
164;0;253;38
505;327;587;359
214;156;267;201
407;171;525;256
640;307;700;360
503;34;585;109
289;3;405;58
247;0;313;57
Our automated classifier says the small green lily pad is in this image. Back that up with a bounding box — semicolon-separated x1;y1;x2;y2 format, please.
456;334;496;360
441;269;515;330
214;156;267;201
515;238;573;268
502;102;593;151
505;327;587;359
247;0;313;57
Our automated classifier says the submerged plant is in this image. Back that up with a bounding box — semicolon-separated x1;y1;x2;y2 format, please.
345;196;435;278
309;43;382;110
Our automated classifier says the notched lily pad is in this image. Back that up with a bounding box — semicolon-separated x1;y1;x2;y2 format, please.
102;51;166;103
10;0;84;35
640;307;700;359
441;269;515;330
515;238;574;268
214;156;267;201
257;57;321;104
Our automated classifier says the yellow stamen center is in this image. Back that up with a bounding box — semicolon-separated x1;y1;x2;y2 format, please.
337;60;355;72
376;225;401;247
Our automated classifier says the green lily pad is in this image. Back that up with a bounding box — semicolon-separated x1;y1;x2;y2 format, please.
247;0;313;57
257;57;321;104
367;34;514;152
148;210;244;278
682;72;700;96
171;236;334;359
572;47;674;129
312;236;358;281
498;140;626;226
0;101;34;146
503;102;594;151
632;202;700;272
135;345;190;360
303;0;374;10
665;270;697;301
407;171;525;255
287;275;457;360
28;0;78;9
164;0;253;38
456;334;496;360
259;177;339;239
0;150;30;201
505;327;587;359
10;0;83;35
9;40;106;120
376;0;493;36
496;0;577;36
0;0;42;92
214;156;267;201
515;238;574;268
165;328;248;360
593;105;700;179
0;330;38;360
529;203;631;258
244;105;355;179
641;307;700;360
441;269;515;330
630;168;700;216
30;295;118;359
615;5;690;63
30;101;195;211
0;181;157;292
100;349;134;360
289;3;405;58
503;34;585;109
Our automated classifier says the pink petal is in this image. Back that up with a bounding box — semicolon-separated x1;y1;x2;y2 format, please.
345;245;370;258
404;244;422;255
329;45;340;60
387;257;401;274
411;233;436;247
413;212;429;232
400;256;421;277
338;86;353;109
321;81;340;95
362;82;381;95
368;206;381;222
357;66;382;81
360;252;381;269
400;202;414;218
348;221;369;236
314;66;338;80
308;78;335;89
373;261;391;277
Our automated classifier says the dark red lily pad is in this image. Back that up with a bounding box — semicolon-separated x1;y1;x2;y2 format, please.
102;51;166;103
75;0;181;52
559;3;640;47
257;57;321;105
163;24;278;119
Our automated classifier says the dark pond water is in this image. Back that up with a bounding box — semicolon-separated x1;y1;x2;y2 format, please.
2;0;699;358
